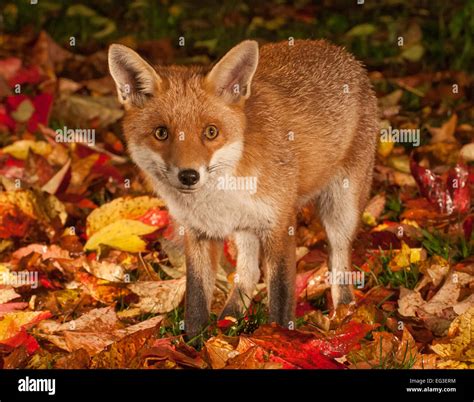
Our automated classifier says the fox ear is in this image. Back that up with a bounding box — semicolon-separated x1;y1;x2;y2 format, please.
108;44;161;107
205;40;259;103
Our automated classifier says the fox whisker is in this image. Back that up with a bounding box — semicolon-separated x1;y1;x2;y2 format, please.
208;162;234;173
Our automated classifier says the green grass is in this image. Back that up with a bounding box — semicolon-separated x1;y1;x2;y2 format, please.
222;297;268;337
159;306;186;338
365;248;420;290
421;228;472;263
384;193;403;221
157;294;269;349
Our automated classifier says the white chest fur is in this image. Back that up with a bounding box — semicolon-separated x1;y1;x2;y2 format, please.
129;142;275;238
158;183;275;238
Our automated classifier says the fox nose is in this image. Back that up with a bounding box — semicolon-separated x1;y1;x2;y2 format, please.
178;169;200;186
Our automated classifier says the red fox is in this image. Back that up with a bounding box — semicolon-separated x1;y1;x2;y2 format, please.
109;39;378;337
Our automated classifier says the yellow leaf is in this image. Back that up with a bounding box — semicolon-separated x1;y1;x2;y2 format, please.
389;242;425;271
0;189;67;225
431;307;474;365
387;155;411;173
84;219;158;252
362;211;376;226
3;140;52;160
86;196;166;237
401;43;425;62
377;138;394;157
0;311;50;342
400;219;420;228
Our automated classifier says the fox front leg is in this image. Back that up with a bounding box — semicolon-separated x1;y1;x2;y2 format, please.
220;231;261;319
184;230;220;339
261;221;297;329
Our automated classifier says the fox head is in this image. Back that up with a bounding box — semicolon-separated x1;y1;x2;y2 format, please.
108;41;259;193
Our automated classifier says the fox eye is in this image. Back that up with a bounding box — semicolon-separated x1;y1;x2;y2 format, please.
154;126;168;141
204;125;219;140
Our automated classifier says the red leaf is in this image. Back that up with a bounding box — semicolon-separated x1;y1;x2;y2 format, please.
295;301;314;317
0;311;51;354
410;159;470;215
136;208;169;228
0;155;25;179
1;328;40;354
0;206;34;238
0;104;16;130
217;319;235;329
463;216;473;241
8;65;41;87
245;322;374;369
29;93;53;132
447;164;470;214
4;93;53;133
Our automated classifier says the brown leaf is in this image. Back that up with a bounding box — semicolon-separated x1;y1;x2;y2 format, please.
204;336;239;369
142;338;208;369
3;346;29;368
428;114;458;144
128;278;186;314
91;326;157;369
54;348;90;369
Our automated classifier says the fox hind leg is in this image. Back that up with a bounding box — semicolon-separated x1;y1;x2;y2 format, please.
316;173;367;308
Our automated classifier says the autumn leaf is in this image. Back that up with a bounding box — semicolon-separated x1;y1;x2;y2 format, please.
428;114;458;144
388;241;426;272
0;189;67;239
91;325;159;368
410;160;470;215
204;336;240;369
362;193;386;226
127;277;186;314
234;322;375;369
75;271;137;304
86;196;166;237
0;311;51;353
431;307;474;368
398;270;474;335
37;306;162;357
142;337;208;369
84;219;159;252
